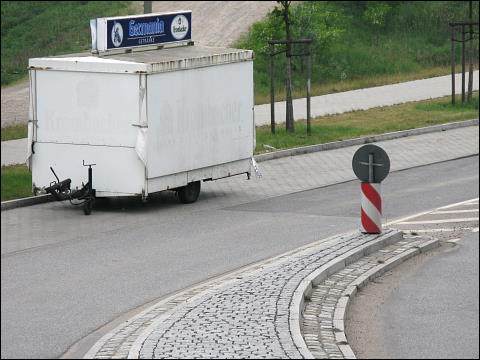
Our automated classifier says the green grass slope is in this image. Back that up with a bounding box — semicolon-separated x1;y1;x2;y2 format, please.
235;1;479;103
1;1;139;86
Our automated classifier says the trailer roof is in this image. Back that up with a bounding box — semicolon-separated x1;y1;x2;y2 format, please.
28;45;253;74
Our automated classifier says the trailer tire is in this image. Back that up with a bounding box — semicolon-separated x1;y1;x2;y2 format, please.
178;181;201;204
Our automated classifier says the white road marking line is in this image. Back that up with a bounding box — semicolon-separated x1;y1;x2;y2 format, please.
385;198;478;226
432;209;479;214
398;227;478;233
397;218;479;225
472;227;479;233
385;209;441;226
447;238;461;243
400;229;458;233
437;198;479;210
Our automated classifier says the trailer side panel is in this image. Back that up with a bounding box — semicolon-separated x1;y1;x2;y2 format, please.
146;61;254;179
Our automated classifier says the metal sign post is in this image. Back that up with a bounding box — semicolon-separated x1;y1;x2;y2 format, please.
352;144;390;234
268;39;312;135
448;21;479;104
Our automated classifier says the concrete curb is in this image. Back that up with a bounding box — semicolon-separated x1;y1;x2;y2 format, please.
255;119;479;163
1;193;53;211
290;233;440;359
289;230;403;359
2;119;478;211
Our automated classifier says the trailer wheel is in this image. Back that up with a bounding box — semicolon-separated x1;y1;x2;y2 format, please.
178;181;201;204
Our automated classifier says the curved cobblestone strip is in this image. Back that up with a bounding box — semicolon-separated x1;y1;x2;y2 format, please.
84;231;373;358
301;234;440;359
133;231;392;359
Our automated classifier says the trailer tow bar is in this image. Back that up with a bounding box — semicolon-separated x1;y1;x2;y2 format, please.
44;160;96;215
81;160;96;215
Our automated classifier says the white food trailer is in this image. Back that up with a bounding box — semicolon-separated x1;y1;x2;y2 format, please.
27;12;255;214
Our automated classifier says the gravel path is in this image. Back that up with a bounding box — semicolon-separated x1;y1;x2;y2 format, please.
152;1;277;47
1;81;30;128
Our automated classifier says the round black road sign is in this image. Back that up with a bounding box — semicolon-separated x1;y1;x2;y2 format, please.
352;144;390;183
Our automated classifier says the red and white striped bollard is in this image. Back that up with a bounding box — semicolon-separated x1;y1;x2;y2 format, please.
360;182;382;233
352;144;390;234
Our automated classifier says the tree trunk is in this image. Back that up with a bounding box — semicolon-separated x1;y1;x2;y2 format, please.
451;25;456;104
306;45;311;136
285;56;294;132
270;44;275;134
467;1;474;103
284;2;294;132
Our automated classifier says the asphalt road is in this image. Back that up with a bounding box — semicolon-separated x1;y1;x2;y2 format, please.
346;197;479;359
1;156;479;359
382;230;479;359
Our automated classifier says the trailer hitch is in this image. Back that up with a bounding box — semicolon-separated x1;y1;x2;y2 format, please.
45;161;96;215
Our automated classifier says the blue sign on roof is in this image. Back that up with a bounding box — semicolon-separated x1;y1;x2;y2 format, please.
91;11;192;52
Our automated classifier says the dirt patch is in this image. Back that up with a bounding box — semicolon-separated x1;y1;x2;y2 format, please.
1;81;30;128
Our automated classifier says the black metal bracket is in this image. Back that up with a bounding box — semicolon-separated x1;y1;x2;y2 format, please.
44;161;97;215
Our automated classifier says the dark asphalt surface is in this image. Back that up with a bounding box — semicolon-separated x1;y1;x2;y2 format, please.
382;230;479;359
1;156;479;358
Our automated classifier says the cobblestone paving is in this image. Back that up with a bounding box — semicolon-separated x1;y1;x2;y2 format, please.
87;231;391;359
302;235;432;359
141;231;391;359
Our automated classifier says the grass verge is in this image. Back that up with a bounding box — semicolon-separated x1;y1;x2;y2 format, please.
255;94;478;154
1;165;32;202
1;124;28;142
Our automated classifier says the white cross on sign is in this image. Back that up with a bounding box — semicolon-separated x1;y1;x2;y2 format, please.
359;153;384;183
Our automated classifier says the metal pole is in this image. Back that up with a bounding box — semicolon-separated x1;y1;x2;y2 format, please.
285;54;294;132
306;44;311;136
270;44;275;134
284;2;294;133
88;165;93;193
368;154;373;183
467;1;474;103
451;25;456;104
144;1;152;14
462;24;466;102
